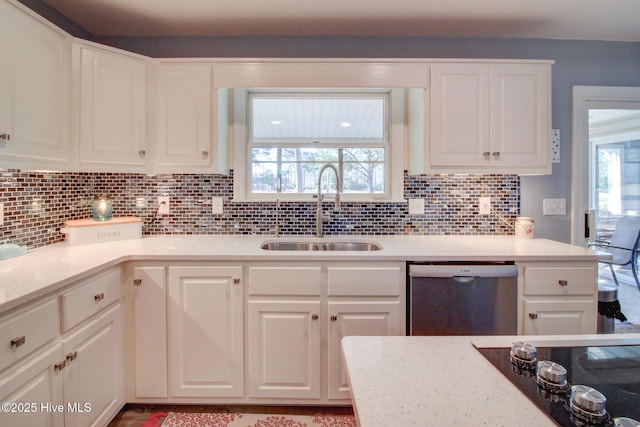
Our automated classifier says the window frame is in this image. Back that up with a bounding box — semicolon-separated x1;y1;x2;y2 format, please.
232;88;406;202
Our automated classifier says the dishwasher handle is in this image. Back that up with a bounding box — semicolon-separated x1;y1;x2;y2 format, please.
409;264;518;278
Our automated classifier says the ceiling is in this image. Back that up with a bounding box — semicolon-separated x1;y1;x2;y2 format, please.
40;0;640;41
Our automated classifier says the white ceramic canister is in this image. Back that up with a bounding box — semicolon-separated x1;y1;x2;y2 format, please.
515;217;535;239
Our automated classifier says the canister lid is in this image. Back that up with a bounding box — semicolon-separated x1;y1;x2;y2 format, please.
64;216;142;227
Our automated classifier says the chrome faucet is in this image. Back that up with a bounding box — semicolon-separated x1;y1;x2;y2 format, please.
316;163;341;237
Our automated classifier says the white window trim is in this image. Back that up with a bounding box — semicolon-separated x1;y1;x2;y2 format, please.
232;88;405;202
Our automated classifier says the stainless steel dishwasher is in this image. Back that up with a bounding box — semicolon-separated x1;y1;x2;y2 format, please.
407;262;518;335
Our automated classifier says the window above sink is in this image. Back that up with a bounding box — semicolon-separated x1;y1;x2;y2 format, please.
232;88;407;203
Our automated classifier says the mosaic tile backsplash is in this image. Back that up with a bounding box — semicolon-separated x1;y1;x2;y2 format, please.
0;169;519;250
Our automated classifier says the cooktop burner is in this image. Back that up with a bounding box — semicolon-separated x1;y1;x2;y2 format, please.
476;344;640;426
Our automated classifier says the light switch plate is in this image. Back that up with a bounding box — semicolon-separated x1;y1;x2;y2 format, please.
543;198;566;215
408;198;424;215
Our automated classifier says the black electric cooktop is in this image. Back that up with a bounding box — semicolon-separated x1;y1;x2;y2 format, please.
476;344;640;426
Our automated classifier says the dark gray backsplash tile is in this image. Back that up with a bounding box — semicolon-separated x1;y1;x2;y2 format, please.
1;170;519;249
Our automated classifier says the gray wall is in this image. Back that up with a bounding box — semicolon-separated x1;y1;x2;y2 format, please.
16;0;640;242
96;36;640;242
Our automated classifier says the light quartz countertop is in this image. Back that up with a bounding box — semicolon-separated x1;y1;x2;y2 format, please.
342;334;640;427
0;235;600;313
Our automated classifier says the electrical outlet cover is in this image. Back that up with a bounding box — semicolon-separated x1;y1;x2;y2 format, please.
479;197;491;215
408;198;425;215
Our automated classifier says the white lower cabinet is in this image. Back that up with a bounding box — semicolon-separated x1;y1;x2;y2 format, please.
327;301;401;400
248;300;322;399
61;304;123;427
131;266;167;399
0;268;124;427
247;262;404;403
518;262;597;335
0;344;64;427
167;266;244;398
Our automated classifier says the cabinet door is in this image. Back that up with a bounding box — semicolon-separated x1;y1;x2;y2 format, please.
78;45;147;170
490;64;550;170
0;0;71;169
132;266;167;399
155;63;215;172
248;300;321;399
168;266;243;397
522;300;596;335
326;300;401;400
430;63;490;167
62;304;124;427
0;344;64;427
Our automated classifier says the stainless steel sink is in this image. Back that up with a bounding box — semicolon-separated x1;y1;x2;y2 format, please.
320;241;382;251
260;241;320;251
260;240;382;251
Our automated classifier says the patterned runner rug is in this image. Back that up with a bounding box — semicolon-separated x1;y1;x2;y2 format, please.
157;411;358;427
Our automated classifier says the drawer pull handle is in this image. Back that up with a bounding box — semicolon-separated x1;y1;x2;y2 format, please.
311;313;319;320
0;133;10;141
138;149;146;156
133;279;142;286
330;315;338;321
94;292;105;302
529;313;538;320
10;336;26;348
202;150;209;157
233;278;240;285
66;351;78;362
558;280;568;286
492;151;501;160
54;360;66;371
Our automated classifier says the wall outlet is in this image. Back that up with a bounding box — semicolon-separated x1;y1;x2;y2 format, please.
212;197;224;214
479;197;491;215
543;198;566;215
551;129;560;163
408;198;425;215
158;196;170;214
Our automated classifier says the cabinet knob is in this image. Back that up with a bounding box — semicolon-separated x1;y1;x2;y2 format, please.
492;151;501;160
10;336;26;348
558;280;568;286
94;292;105;302
66;351;78;362
311;313;319;320
138;149;146;156
133;279;142;286
0;133;10;141
54;360;66;371
202;150;209;157
330;315;338;321
482;151;490;158
529;313;538;319
233;278;240;285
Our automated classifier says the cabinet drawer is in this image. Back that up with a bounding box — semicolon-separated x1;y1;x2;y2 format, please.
61;268;122;331
0;298;59;372
522;266;596;296
249;266;321;295
327;266;402;296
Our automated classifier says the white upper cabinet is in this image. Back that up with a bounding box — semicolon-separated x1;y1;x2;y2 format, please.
153;62;228;174
417;61;552;175
0;0;71;170
75;43;149;171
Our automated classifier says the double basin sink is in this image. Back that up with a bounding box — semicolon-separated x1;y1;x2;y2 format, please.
261;239;382;252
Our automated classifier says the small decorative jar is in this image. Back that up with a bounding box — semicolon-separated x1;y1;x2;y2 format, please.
515;216;534;239
92;195;113;221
